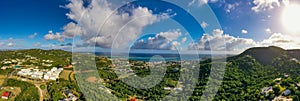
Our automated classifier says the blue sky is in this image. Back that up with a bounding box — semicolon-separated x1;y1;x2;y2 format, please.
1;0;300;53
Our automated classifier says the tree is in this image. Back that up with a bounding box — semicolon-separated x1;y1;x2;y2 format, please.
273;86;280;96
293;96;299;101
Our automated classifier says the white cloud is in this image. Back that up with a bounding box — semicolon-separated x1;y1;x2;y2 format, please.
225;3;239;13
132;30;182;50
62;22;83;39
266;28;272;34
7;42;14;47
47;0;170;49
28;33;38;39
201;21;209;28
170;41;181;50
7;38;16;47
252;0;289;12
188;0;218;7
188;29;257;52
259;33;300;49
241;29;248;34
157;29;182;41
44;30;64;42
182;37;187;43
0;38;24;49
187;29;300;52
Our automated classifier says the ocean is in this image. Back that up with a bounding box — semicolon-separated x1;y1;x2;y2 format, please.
95;52;212;61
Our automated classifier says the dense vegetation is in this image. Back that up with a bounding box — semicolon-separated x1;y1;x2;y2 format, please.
0;49;72;68
47;79;81;101
92;46;300;100
5;79;39;101
2;46;300;100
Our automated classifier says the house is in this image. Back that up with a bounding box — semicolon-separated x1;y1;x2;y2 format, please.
273;96;292;101
164;87;172;90
274;78;282;81
130;98;136;101
2;92;10;99
261;86;273;95
63;88;77;101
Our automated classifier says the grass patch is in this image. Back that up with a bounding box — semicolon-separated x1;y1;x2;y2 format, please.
0;75;7;86
59;70;72;81
4;79;39;101
40;84;46;90
69;72;75;81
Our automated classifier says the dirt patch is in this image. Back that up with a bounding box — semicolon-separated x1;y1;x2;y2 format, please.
86;76;97;83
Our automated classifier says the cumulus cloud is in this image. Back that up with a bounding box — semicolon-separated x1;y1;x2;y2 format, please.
157;29;182;41
266;28;272;34
45;0;171;49
188;29;257;51
132;29;182;50
44;30;65;42
7;42;14;47
188;0;218;7
7;38;15;47
187;29;300;52
28;33;38;39
259;33;299;49
252;0;289;12
241;29;248;34
225;3;240;13
0;38;24;49
182;37;187;43
201;21;209;29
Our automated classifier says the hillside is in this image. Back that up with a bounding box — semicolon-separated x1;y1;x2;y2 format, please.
238;46;300;65
0;49;72;68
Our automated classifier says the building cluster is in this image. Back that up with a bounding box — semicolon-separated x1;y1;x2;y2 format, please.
62;88;78;101
1;54;55;70
17;67;63;80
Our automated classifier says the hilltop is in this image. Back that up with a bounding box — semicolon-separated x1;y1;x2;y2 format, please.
0;49;72;68
237;46;300;65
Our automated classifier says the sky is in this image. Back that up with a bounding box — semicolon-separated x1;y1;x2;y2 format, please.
1;0;300;54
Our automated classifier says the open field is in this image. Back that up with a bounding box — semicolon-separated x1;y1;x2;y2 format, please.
59;70;72;81
0;75;7;86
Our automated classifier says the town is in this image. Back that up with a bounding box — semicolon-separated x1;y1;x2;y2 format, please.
0;50;79;101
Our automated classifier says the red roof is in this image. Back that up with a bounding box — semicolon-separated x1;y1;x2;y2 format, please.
2;92;10;97
130;98;136;101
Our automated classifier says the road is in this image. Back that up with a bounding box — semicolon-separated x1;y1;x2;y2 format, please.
1;70;44;101
0;70;17;88
34;84;43;101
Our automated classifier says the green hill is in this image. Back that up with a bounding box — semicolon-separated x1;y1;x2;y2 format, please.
238;46;286;65
237;46;300;66
0;49;72;68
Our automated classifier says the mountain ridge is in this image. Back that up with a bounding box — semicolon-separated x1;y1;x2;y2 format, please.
237;46;300;65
